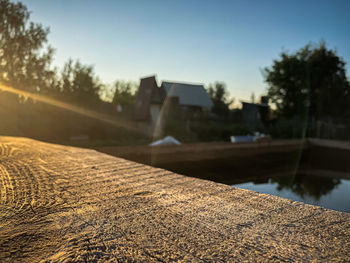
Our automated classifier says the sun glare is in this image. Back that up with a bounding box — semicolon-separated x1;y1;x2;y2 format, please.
0;84;143;135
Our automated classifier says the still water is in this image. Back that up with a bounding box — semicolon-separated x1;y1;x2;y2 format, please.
234;174;350;213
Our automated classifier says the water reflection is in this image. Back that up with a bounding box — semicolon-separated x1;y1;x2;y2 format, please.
234;174;350;213
271;173;341;200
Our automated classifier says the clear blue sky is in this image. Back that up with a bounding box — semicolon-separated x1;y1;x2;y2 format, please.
21;0;350;102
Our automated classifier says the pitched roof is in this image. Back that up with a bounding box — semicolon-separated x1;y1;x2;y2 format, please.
161;81;213;108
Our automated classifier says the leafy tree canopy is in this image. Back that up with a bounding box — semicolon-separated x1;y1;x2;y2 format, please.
207;82;233;118
265;42;350;121
112;81;137;107
58;59;102;105
0;0;55;92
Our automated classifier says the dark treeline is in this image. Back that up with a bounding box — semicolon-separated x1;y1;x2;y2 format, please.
1;0;350;144
265;42;350;139
162;42;350;142
0;0;144;145
0;0;137;109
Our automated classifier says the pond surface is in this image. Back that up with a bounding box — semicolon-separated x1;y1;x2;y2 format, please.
105;143;350;214
234;174;350;213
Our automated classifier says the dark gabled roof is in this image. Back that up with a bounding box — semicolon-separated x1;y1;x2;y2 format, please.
135;76;158;120
161;81;213;108
135;77;214;120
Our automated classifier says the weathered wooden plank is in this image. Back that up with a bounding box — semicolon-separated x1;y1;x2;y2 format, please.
0;136;349;262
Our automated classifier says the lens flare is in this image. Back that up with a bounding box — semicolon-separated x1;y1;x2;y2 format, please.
0;84;144;135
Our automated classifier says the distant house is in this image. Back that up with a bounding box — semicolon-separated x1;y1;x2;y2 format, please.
135;76;164;122
241;96;270;127
135;75;213;134
161;81;213;110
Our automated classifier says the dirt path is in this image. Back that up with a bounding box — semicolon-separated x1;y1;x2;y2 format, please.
0;137;349;262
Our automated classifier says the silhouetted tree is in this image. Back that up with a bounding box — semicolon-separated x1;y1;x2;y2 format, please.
112;81;136;108
207;82;233;118
265;42;350;122
0;0;55;92
58;59;102;105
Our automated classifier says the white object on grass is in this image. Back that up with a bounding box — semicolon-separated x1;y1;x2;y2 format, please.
230;135;255;143
230;132;269;143
149;136;181;146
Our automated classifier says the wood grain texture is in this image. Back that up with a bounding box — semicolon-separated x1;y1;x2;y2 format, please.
0;136;349;262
